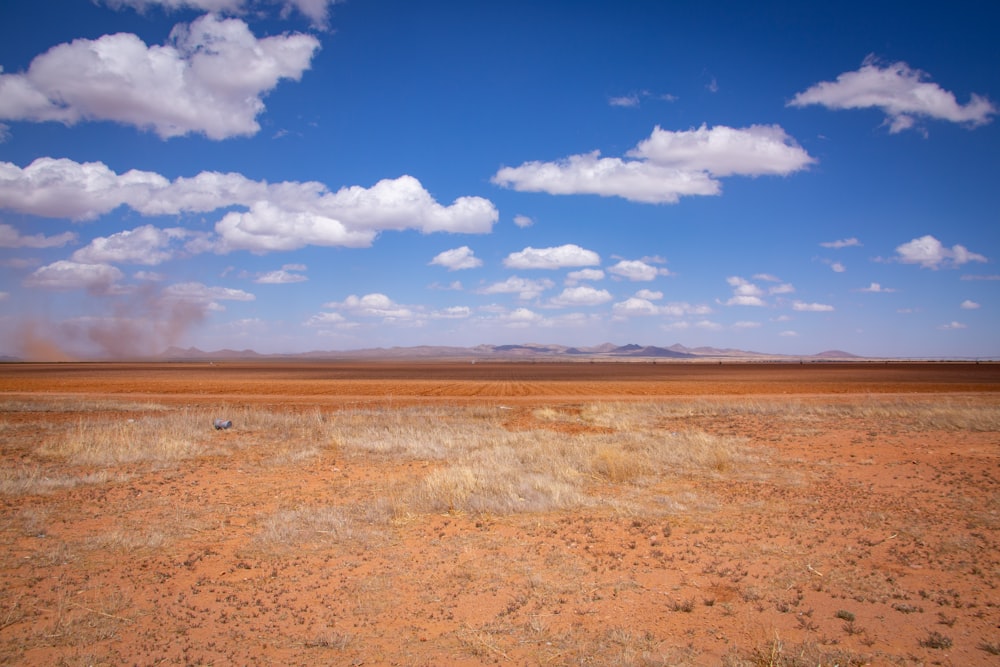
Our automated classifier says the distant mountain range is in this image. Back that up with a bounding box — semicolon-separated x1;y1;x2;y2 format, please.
158;343;864;362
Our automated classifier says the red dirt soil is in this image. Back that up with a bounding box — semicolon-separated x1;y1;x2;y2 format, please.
1;362;998;665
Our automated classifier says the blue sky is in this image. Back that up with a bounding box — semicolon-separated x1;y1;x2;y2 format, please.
0;0;997;359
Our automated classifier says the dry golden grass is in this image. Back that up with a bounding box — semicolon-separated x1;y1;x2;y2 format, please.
3;392;998;665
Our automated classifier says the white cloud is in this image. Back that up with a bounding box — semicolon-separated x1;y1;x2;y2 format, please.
733;320;761;329
216;176;498;252
492;124;813;204
895;235;987;269
938;321;967;330
325;293;416;321
430;246;482;271
305;311;347;327
608;90;676;108
768;283;795;295
612;297;708;318
71;224;189;266
513;214;534;228
821;237;861;249
859;282;896;293
478;276;554;300
254;268;307;284
779;330;799;337
830;262;846;273
503;244;600;270
960;300;980;310
0;159;499;252
103;0;245;11
214;201;376;252
727;295;766;307
661;302;712;317
609;94;640;108
792;301;834;312
612;297;660;317
503;307;543;327
0;15;320;139
161;282;255;311
432;306;471;319
550;286;613;307
724;276;766;307
0;223;76;248
565;268;605;285
789;57;996;133
24;260;124;293
104;0;340;28
607;259;665;281
628;124;815;177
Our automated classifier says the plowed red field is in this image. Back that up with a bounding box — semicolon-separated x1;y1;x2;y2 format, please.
2;360;997;403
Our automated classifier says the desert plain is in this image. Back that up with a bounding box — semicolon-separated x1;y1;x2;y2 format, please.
0;360;998;665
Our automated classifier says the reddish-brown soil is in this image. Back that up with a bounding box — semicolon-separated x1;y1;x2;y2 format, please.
1;362;998;665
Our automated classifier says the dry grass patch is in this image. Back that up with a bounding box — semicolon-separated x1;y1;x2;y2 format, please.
250;503;394;554
0;464;124;496
331;404;762;515
28;405;339;468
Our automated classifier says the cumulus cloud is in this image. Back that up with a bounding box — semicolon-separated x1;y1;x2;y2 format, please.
792;301;834;312
492;124;813;204
0;223;76;248
305;311;348;327
938;321;967;330
503;244;600;270
430;246;482;271
789;56;996;133
0;15;320;139
24;260;124;294
960;300;980;310
71;224;189;265
512;214;534;228
565;268;605;285
323;293;418;322
103;0;340;28
0;158;499;252
895;235;987;269
628;124;815;177
607;259;666;281
550;286;613;307
502;307;543;327
478;276;554;300
612;297;660;316
612;297;709;318
724;276;766;307
161;281;255;311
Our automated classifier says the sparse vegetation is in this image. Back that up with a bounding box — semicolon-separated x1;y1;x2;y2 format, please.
1;366;998;665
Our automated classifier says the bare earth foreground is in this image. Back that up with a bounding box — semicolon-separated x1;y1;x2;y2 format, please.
1;361;998;666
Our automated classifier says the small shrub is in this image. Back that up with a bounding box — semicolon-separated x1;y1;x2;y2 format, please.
919;631;952;649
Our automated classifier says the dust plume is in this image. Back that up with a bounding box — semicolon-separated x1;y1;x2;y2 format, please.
15;286;210;360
